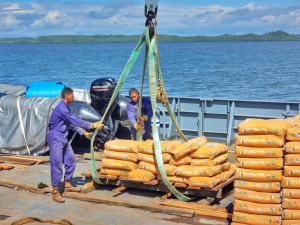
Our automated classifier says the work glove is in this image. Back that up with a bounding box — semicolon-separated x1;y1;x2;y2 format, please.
84;132;93;140
139;115;148;122
91;122;104;131
134;123;143;130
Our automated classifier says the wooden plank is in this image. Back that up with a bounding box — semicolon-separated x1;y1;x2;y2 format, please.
0;165;14;170
83;152;105;161
161;192;172;200
119;176;129;181
63;192;195;218
209;176;235;191
143;180;158;185
1;155;50;164
113;186;128;193
174;183;187;188
0;156;37;165
81;170;93;177
0;179;52;194
98;174;118;180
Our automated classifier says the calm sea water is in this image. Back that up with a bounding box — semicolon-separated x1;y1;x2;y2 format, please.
0;41;300;102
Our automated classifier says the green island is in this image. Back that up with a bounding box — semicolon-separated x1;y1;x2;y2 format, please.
1;30;300;44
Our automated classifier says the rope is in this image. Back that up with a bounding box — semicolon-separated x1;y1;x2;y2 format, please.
11;217;74;225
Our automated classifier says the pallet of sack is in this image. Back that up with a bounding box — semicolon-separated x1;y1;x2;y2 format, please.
232;118;293;225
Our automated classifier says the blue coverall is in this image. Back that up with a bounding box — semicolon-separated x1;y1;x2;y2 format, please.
47;101;91;187
126;98;153;140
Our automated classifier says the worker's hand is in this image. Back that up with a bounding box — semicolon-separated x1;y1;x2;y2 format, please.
134;123;143;130
139;115;148;122
84;132;93;140
91;122;104;131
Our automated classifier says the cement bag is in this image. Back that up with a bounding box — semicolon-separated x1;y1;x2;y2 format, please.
138;161;176;175
191;153;228;167
160;141;182;154
169;155;191;166
286;127;300;141
236;135;285;148
285;142;300;154
157;175;189;184
100;167;129;177
102;159;138;171
237;118;292;137
283;209;300;220
176;165;222;177
234;188;281;204
190;142;228;160
137;153;172;164
236;158;283;170
282;177;300;188
284;166;300;177
105;139;139;153
222;162;232;172
232;211;281;225
223;164;237;179
234;199;283;216
282;189;300;199
104;150;138;163
234;180;281;193
235;168;283;182
173;136;207;159
284;154;300;166
128;169;155;183
282;220;300;225
282;198;300;210
138;140;154;154
189;177;218;188
289;116;300;127
236;146;284;158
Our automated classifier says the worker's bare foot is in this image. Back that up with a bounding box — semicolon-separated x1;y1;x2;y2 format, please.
52;186;65;203
64;180;82;193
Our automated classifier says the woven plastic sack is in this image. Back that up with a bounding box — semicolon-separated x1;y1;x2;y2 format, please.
137;153;171;164
282;189;300;199
190;142;228;160
282;198;300;210
282;177;300;188
128;169;155;183
232;211;281;225
105;139;139;153
286;128;300;141
138;161;176;175
169;155;191;166
234;199;283;216
235;168;283;182
284;154;300;166
102;159;138;171
160;141;182;154
236;135;285;148
157;175;189;184
236;157;283;170
282;220;300;225
138;140;154;154
284;166;300;177
236;146;284;158
222;162;232;172
234;180;281;193
176;165;222;177
285;142;300;154
104;150;138;163
234;188;281;204
189;177;218;188
237;118;292;137
223;164;237;180
173;136;207;159
191;153;228;167
282;209;300;220
289;115;300;127
100;167;129;177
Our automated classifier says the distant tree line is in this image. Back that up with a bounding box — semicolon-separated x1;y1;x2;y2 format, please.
1;31;300;44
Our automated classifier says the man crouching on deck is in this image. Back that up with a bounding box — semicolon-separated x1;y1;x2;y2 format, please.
47;87;104;203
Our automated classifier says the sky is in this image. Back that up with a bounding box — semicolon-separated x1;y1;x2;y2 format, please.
1;0;300;38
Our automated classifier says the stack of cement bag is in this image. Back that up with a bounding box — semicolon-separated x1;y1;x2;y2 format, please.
232;119;293;225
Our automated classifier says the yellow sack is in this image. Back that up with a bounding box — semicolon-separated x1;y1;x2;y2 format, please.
160;141;182;154
104;150;138;163
189;177;218;188
190;142;228;160
232;211;281;225
236;135;285;148
234;180;281;193
100;167;129;177
138;161;176;175
157;175;189;184
234;200;283;216
235;168;283;182
235;146;284;158
138;140;154;154
289;115;300;127
128;169;155;183
285;142;300;154
176;165;222;177
236;158;283;170
105;139;139;153
284;166;300;177
286;128;300;141
234;188;281;204
169;155;191;166
223;164;237;180
173;136;207;159
237;118;292;137
137;153;172;164
283;210;300;220
282;198;300;210
285;154;300;166
222;162;231;172
102;159;138;171
282;189;300;199
282;177;300;188
191;153;228;167
282;220;300;225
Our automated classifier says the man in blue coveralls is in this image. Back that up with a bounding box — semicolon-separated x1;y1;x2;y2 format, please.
126;88;153;140
47;87;104;203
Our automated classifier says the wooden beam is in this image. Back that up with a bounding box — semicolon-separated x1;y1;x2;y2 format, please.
161;192;172;200
83;152;105;161
0;165;14;170
143;180;158;185
113;186;128;193
0;156;37;165
0;179;52;194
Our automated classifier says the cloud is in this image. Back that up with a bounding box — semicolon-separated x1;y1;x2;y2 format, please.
3;3;20;11
0;14;21;28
